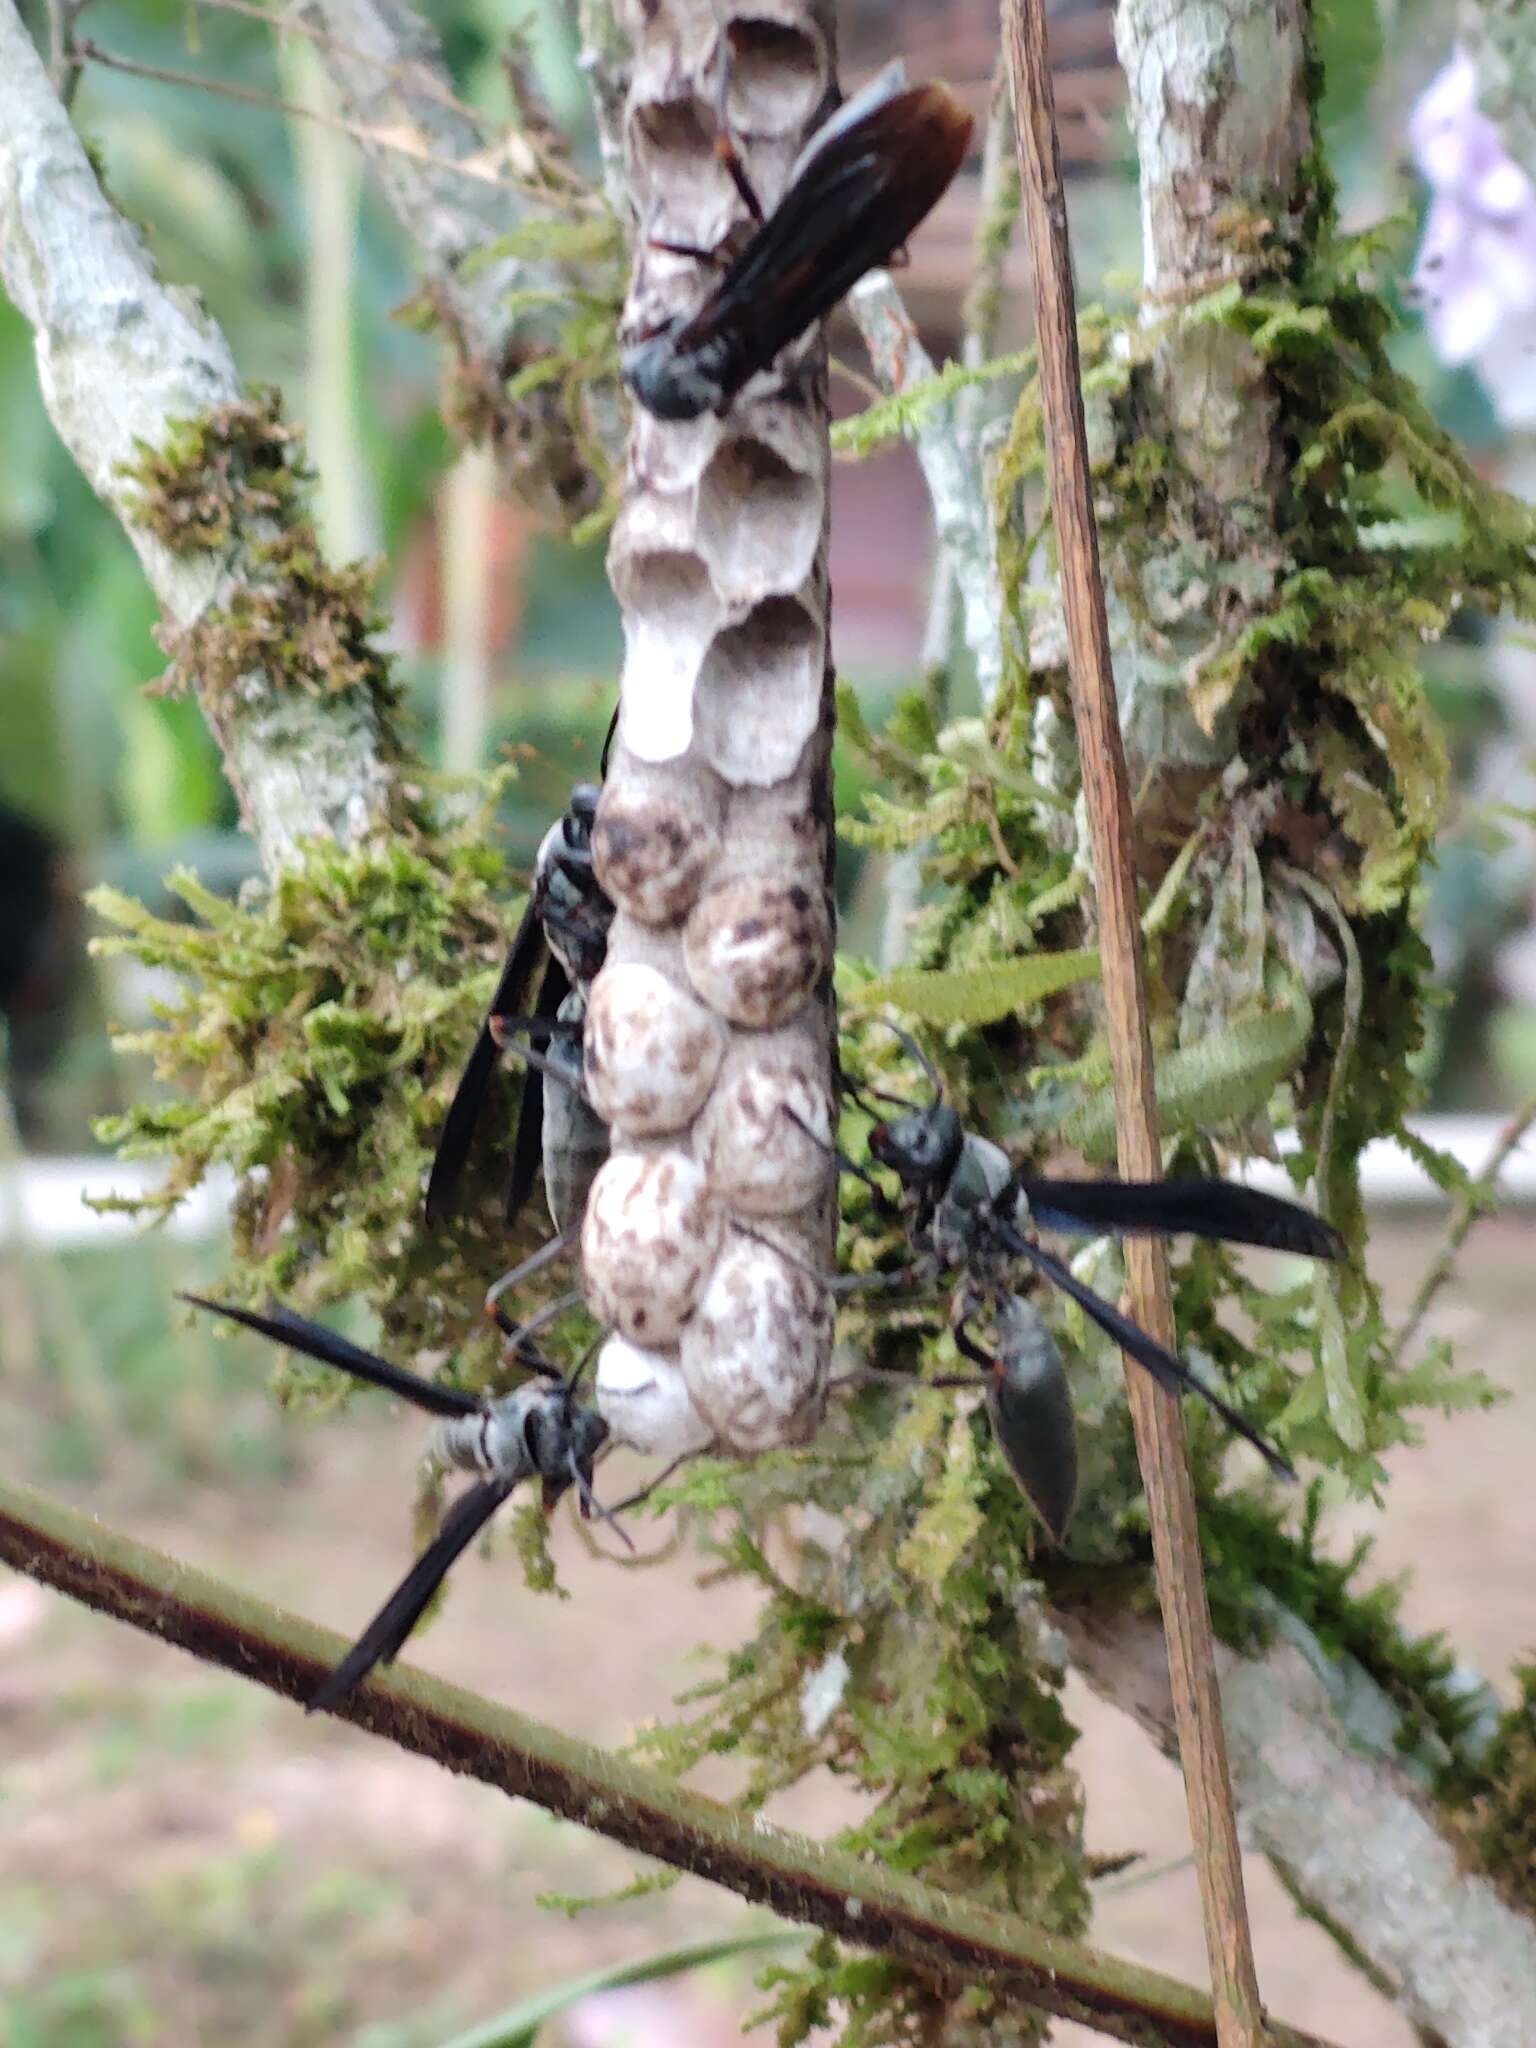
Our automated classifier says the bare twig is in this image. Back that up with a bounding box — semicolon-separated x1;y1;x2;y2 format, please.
849;273;1005;707
192;0;486;126
0;1473;1343;2048
72;37;560;199
297;0;616;519
1396;1091;1536;1359
1002;5;1265;2044
571;0;631;219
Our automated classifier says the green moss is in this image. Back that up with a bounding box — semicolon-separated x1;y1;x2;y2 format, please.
640;1391;1086;2047
88;782;555;1386
1454;1663;1536;1909
121;390;399;713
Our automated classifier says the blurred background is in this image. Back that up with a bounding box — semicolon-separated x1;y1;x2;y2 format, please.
1;2;1533;2044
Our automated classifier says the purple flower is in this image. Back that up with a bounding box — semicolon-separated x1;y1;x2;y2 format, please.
1408;48;1536;421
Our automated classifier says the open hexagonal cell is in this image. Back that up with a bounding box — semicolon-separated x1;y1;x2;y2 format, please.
629;92;736;229
724;14;827;141
693;595;824;787
695;436;822;606
614;548;720;764
629;408;726;497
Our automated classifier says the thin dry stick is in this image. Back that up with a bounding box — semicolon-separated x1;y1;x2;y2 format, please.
1001;6;1266;2045
0;1476;1344;2048
72;38;576;202
1396;1089;1536;1358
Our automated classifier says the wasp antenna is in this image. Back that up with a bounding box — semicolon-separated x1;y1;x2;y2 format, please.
873;1019;943;1110
599;702;619;781
565;1326;606;1399
569;1452;637;1552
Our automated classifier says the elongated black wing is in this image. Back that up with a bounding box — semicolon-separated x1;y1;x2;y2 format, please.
426;899;546;1228
990;1222;1295;1480
1018;1175;1346;1262
503;956;570;1228
308;1475;517;1713
672;82;972;398
180;1295;478;1420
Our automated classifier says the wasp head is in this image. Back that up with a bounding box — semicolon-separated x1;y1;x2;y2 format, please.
566;784;601;845
867;1102;964;1190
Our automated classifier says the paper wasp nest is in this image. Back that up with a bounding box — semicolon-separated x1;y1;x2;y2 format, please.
588;0;838;1460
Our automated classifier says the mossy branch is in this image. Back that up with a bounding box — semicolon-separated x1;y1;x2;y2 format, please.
0;1472;1343;2048
0;0;402;876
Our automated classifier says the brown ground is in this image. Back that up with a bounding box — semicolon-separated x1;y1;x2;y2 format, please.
2;1216;1532;2047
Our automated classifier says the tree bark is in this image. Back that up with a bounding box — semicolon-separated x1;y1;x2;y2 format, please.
1060;1595;1536;2048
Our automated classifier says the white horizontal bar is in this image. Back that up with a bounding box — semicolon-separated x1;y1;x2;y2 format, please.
1249;1113;1536;1207
0;1115;1531;1250
0;1159;235;1248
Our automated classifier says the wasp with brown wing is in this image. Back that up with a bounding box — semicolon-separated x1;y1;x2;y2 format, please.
622;63;973;423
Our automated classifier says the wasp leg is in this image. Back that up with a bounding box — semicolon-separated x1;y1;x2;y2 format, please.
484;1226;579;1328
649;235;729;266
492;1286;584;1359
780;1103;891;1206
714;125;765;224
604;1449;704;1517
566;1450;637;1550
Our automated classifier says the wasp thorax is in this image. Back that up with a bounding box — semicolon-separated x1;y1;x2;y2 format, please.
679;1233;831;1453
591;789;721;926
695;1046;832;1214
594;1333;716;1460
583;961;727;1137
582;1149;721;1344
682;874;831;1027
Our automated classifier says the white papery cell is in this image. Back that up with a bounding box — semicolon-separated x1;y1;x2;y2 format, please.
695;1044;833;1215
683;874;831;1028
679;1232;831;1453
582;1149;721;1346
583;961;727;1137
595;1334;716;1460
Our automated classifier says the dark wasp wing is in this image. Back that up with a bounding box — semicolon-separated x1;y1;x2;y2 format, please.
989;1222;1295;1480
180;1295;478;1420
670;81;972;398
425;897;547;1228
308;1475;517;1713
956;1310;1078;1544
503;954;570;1228
1017;1175;1346;1263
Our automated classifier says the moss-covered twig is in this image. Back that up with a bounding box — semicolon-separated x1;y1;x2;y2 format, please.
0;1;399;874
0;1473;1345;2048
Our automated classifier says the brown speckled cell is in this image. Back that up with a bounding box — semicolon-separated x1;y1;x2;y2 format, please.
590;0;838;1461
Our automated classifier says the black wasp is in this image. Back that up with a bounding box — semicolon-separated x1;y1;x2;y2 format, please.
182;1294;615;1711
426;735;615;1240
622;63;973;422
826;1031;1346;1533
